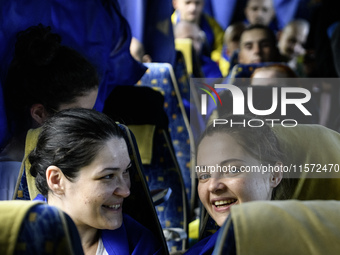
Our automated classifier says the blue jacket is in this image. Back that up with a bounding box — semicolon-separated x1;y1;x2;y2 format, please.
184;230;220;255
34;194;163;254
102;214;163;255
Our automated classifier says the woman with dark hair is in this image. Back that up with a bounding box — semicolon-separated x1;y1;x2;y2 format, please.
30;108;162;255
4;23;99;142
184;114;290;255
0;24;99;200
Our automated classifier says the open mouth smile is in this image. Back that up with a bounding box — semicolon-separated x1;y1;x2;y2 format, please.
213;199;238;211
102;204;121;210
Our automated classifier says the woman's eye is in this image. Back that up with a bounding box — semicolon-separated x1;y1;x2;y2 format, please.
198;174;211;180
102;174;114;180
231;167;241;173
225;167;242;176
245;44;252;50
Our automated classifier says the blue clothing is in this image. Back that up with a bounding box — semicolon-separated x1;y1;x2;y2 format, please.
118;0;176;66
34;195;163;255
203;0;237;30
200;55;223;78
33;194;47;202
102;214;163;255
184;230;220;255
273;0;300;29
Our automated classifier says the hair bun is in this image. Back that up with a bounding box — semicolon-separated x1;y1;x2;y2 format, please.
14;23;61;66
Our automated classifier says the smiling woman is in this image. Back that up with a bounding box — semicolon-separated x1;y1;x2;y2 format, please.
29;108;162;255
185;114;291;255
196;127;283;227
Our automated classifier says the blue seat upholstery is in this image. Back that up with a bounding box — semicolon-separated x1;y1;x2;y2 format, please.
229;62;288;85
142;125;188;252
136;62;194;206
118;124;169;253
103;85;188;252
174;51;191;114
0;201;84;255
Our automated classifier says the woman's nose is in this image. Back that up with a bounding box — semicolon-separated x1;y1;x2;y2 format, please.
208;175;226;193
113;177;131;198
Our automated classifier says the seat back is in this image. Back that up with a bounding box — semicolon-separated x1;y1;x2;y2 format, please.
103;85;188;252
229;62;288;85
273;124;340;200
136;63;195;208
118;123;169;253
174;50;191;110
0;200;83;255
175;38;193;75
213;200;340;255
14;128;40;200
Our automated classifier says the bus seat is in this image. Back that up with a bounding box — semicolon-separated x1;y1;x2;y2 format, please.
229;62;289;85
213;200;340;255
118;124;169;253
103;85;188;252
0;200;83;255
174;50;191;113
273;124;340;200
136;62;196;211
175;38;193;76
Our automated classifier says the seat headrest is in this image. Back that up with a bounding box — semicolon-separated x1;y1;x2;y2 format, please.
272;124;340;200
229;200;340;255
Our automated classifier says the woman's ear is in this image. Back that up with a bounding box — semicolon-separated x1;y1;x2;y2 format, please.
30;104;48;126
270;162;283;188
46;166;65;195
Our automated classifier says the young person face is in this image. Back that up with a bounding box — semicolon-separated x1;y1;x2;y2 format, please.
278;23;308;61
245;0;275;26
173;0;204;24
238;28;277;64
196;132;281;226
51;137;131;231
